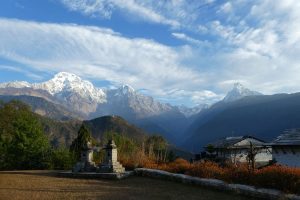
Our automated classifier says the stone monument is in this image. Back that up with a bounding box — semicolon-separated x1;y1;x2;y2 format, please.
98;140;125;173
72;141;97;172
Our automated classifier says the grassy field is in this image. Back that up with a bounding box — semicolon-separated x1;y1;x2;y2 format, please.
0;171;256;200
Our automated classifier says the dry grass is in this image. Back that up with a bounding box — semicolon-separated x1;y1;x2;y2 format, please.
0;170;255;200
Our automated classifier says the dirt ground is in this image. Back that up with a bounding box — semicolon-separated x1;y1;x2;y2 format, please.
0;171;256;200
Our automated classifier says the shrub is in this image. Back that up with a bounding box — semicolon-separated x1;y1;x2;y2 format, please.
165;158;191;173
51;147;76;170
222;163;251;184
187;161;225;179
144;160;300;195
253;165;300;194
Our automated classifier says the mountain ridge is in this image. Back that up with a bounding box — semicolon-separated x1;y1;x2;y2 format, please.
182;92;300;152
0;72;194;143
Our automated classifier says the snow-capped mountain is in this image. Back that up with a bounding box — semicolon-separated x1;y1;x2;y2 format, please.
223;82;262;102
32;72;106;103
0;72;177;117
0;81;31;88
178;104;209;117
0;72;107;115
0;72;106;103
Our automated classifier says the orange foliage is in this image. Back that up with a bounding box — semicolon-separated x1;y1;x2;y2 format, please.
123;157;300;194
162;158;191;173
253;165;300;193
187;161;225;179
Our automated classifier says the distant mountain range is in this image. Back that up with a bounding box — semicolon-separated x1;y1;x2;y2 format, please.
182;92;300;152
0;72;194;143
2;72;300;153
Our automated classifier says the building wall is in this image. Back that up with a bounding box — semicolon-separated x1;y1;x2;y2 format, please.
255;147;272;163
226;148;272;163
272;147;300;167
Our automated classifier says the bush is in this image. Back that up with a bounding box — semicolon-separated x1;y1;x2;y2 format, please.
51;148;76;170
253;165;300;194
128;157;300;195
222;163;251;184
121;151;153;170
187;161;225;179
164;158;191;173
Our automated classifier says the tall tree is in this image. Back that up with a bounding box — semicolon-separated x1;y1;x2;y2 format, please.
0;101;51;169
70;124;92;161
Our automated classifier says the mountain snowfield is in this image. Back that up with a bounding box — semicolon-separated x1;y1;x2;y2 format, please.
0;72;106;103
0;72;170;109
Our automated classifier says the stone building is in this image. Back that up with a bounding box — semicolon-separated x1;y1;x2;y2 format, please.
271;129;300;167
206;136;272;166
98;140;125;173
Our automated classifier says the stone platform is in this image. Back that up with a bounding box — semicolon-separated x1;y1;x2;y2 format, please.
58;171;134;180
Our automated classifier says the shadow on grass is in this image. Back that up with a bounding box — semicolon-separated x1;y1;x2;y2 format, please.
0;170;63;177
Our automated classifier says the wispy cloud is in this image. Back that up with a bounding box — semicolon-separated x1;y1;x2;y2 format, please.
2;0;300;106
0;65;44;80
60;0;214;28
0;18;207;104
172;32;209;46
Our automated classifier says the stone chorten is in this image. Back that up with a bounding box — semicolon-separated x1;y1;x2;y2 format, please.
73;141;97;172
98;140;125;173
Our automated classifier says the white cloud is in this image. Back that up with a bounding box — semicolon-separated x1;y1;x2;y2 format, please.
162;89;222;106
2;0;300;106
171;32;208;46
0;18;205;103
0;65;44;80
60;0;212;28
218;2;232;14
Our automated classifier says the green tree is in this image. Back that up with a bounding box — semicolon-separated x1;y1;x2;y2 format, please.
70;124;92;161
102;131;138;160
0;101;51;169
51;147;75;169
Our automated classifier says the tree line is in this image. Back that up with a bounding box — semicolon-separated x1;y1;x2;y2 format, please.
0;100;175;170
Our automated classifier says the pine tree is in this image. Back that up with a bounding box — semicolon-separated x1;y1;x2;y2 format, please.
70;124;92;161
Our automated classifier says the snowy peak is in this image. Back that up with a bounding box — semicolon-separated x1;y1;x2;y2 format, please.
223;82;262;102
178;104;209;117
35;72;106;103
34;72;85;94
0;81;31;88
111;84;136;97
120;84;135;94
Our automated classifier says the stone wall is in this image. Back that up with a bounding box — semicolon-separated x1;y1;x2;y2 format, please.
134;168;300;200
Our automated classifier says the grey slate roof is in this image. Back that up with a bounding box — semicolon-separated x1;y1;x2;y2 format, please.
272;129;300;146
208;136;265;149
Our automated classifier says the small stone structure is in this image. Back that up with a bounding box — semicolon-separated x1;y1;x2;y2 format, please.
73;141;97;172
98;140;125;173
72;139;125;174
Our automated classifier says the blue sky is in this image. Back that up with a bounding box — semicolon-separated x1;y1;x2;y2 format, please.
1;0;300;107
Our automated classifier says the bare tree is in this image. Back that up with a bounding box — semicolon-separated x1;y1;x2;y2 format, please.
246;141;258;173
